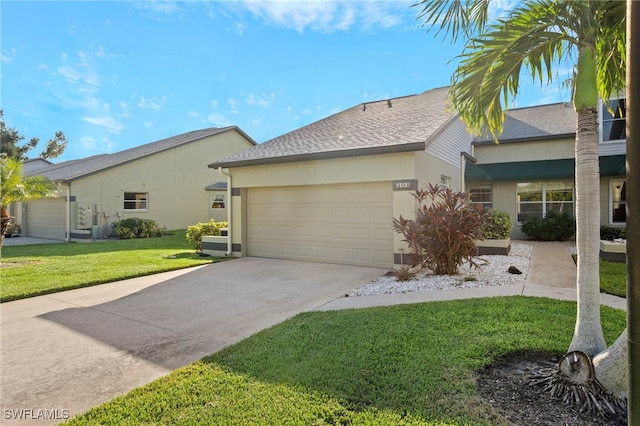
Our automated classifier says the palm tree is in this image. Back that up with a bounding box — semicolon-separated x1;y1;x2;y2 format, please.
0;156;57;254
415;0;627;396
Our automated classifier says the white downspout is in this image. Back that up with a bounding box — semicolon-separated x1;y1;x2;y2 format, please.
460;151;477;194
64;184;70;242
217;167;232;256
460;154;466;193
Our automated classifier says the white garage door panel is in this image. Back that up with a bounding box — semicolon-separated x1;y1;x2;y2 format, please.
247;183;393;268
26;198;66;240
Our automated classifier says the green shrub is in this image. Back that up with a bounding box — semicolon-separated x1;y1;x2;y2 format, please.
521;210;575;241
480;209;513;239
393;183;487;275
600;225;626;241
112;218;165;239
186;219;228;252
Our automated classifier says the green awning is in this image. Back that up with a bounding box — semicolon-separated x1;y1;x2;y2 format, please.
600;154;627;176
465;155;626;181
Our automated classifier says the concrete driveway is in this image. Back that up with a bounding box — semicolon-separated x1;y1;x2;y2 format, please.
0;258;386;425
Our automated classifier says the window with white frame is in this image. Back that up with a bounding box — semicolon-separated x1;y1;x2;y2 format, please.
440;175;450;189
211;194;226;209
610;179;626;224
469;184;492;210
516;181;573;223
123;192;148;211
601;98;626;142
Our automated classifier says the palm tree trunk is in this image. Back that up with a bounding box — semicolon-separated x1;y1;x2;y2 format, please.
1;206;11;252
626;0;640;418
568;107;607;357
593;328;628;399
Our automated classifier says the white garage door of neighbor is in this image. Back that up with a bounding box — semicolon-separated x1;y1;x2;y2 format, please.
247;183;394;268
26;198;66;240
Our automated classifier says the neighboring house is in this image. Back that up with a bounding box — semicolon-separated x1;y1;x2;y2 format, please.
208;87;474;269
465;99;626;239
22;158;53;174
17;127;256;240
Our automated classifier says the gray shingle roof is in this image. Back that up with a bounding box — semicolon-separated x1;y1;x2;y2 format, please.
29;126;255;182
210;86;455;168
474;102;576;144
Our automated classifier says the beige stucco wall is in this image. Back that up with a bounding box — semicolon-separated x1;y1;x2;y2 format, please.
473;138;575;163
487;181;523;239
230;152;418;188
225;150;459;261
67;130;253;236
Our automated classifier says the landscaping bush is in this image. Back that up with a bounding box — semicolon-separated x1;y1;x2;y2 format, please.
393;183;486;275
521;210;575;241
112;218;165;239
186;219;228;252
600;225;626;241
480;209;512;239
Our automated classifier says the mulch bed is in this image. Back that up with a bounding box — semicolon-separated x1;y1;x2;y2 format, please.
476;353;627;425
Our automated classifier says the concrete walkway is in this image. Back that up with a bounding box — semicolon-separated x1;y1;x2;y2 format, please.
0;241;627;425
2;236;65;246
318;241;627;311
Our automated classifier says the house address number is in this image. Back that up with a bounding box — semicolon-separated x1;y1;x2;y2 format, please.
393;179;417;191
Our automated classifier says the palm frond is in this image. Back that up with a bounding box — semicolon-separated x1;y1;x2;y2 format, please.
595;2;626;103
450;1;573;138
413;0;491;42
432;0;625;139
0;157;57;208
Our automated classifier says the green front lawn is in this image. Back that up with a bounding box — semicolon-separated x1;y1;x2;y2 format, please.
0;230;222;302
600;260;627;298
67;297;627;425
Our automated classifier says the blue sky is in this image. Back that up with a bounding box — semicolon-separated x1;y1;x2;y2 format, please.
1;1;572;162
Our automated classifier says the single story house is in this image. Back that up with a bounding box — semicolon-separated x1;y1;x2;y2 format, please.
17;126;256;240
209;87;626;269
208;87;475;269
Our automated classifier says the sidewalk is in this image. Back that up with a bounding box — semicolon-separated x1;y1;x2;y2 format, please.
316;241;627;312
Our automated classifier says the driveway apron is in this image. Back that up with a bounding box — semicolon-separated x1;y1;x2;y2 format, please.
0;258;386;425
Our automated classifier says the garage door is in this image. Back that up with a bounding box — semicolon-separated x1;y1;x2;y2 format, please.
26;198;66;240
247;183;394;268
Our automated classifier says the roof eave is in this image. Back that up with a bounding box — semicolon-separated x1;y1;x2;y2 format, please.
39;126;254;182
209;141;426;169
473;132;576;145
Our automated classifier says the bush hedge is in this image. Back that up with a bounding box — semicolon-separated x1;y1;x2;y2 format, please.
186;219;228;252
112;218;165;239
600;225;626;241
480;209;513;240
521;210;575;241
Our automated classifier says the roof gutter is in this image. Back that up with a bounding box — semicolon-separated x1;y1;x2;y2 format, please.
208;141;426;169
473;132;576;145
